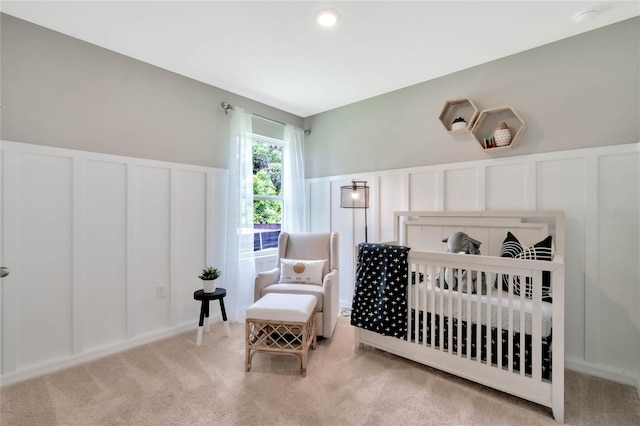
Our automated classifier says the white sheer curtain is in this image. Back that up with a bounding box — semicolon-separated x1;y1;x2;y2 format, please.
224;107;256;322
282;124;307;233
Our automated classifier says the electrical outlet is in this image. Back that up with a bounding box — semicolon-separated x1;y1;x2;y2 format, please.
156;286;166;299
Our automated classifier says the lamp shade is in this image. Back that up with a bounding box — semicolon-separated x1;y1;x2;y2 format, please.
340;182;369;209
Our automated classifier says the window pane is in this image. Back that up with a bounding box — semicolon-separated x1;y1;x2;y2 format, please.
253;199;281;225
253;138;282;251
253;140;282;196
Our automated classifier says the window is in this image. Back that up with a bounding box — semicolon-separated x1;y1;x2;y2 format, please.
252;134;283;251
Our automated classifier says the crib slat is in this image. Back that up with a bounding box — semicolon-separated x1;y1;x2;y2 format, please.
441;266;450;352
475;269;482;364
430;264;436;349
519;273;526;376
414;262;419;344
465;268;472;359
447;267;453;354
422;264;429;347
426;264;432;347
532;269;542;382
424;266;442;348
486;271;493;368
407;262;420;342
456;270;462;358
507;275;514;373
407;264;412;342
497;272;503;370
418;262;425;346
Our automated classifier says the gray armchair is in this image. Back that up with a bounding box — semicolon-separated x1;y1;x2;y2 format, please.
254;232;339;338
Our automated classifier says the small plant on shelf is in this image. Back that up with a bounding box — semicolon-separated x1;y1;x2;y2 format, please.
199;266;221;280
451;117;467;131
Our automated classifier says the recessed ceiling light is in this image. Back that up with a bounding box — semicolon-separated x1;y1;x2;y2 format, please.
573;9;599;24
317;9;339;27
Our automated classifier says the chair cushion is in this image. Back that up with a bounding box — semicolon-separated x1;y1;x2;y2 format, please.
261;283;324;312
279;258;326;285
247;293;316;322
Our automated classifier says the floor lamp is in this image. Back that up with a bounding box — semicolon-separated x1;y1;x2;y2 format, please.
340;180;369;242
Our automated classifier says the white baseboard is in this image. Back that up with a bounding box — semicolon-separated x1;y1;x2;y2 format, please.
339;298;351;311
565;356;638;387
0;317;222;387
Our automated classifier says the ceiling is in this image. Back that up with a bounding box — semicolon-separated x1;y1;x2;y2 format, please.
2;1;639;118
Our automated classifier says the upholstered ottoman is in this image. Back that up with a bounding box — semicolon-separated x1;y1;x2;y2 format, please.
245;293;317;376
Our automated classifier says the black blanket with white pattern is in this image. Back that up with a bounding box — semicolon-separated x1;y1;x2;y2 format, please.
350;243;411;338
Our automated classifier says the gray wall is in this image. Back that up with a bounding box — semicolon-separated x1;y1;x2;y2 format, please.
4;14;637;174
0;13;304;168
303;17;640;178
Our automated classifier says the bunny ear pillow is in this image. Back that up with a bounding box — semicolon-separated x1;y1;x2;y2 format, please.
442;232;482;255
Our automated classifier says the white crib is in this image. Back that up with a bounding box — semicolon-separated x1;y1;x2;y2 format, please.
353;211;565;423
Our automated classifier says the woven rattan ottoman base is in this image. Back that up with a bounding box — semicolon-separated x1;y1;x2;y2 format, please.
245;293;317;376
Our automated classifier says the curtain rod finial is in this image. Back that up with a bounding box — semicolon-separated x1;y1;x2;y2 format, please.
304;129;311;136
221;101;233;114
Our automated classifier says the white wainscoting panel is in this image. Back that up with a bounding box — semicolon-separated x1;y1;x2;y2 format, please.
378;174;406;243
133;166;172;336
308;181;331;233
0;141;226;385
596;153;639;372
176;170;208;326
1;146;18;374
17;152;73;368
409;170;440;211
82;160;128;351
537;157;587;362
486;163;528;210
444;168;479;211
306;142;640;385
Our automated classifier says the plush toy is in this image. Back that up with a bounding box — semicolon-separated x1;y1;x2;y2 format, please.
443;231;481;255
436;231;486;294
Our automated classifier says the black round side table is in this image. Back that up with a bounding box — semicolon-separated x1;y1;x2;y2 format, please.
193;287;230;345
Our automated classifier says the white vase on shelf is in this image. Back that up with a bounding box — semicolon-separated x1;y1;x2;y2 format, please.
493;122;512;146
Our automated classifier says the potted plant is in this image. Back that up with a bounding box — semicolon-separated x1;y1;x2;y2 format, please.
199;266;221;293
451;116;467;131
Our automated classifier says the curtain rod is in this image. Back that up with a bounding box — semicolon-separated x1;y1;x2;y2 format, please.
220;102;311;135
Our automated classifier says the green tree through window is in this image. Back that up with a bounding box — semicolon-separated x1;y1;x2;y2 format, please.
252;137;282;250
253;170;280;223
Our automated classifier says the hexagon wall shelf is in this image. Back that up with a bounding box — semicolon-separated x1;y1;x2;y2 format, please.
439;98;479;134
471;106;526;151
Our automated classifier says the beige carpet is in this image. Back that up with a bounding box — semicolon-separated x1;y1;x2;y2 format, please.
2;316;639;425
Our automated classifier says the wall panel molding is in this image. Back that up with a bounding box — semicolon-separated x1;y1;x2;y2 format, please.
0;141;227;386
126;162;137;340
584;156;599;363
72;157;84;355
307;142;640;384
1;146;19;374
